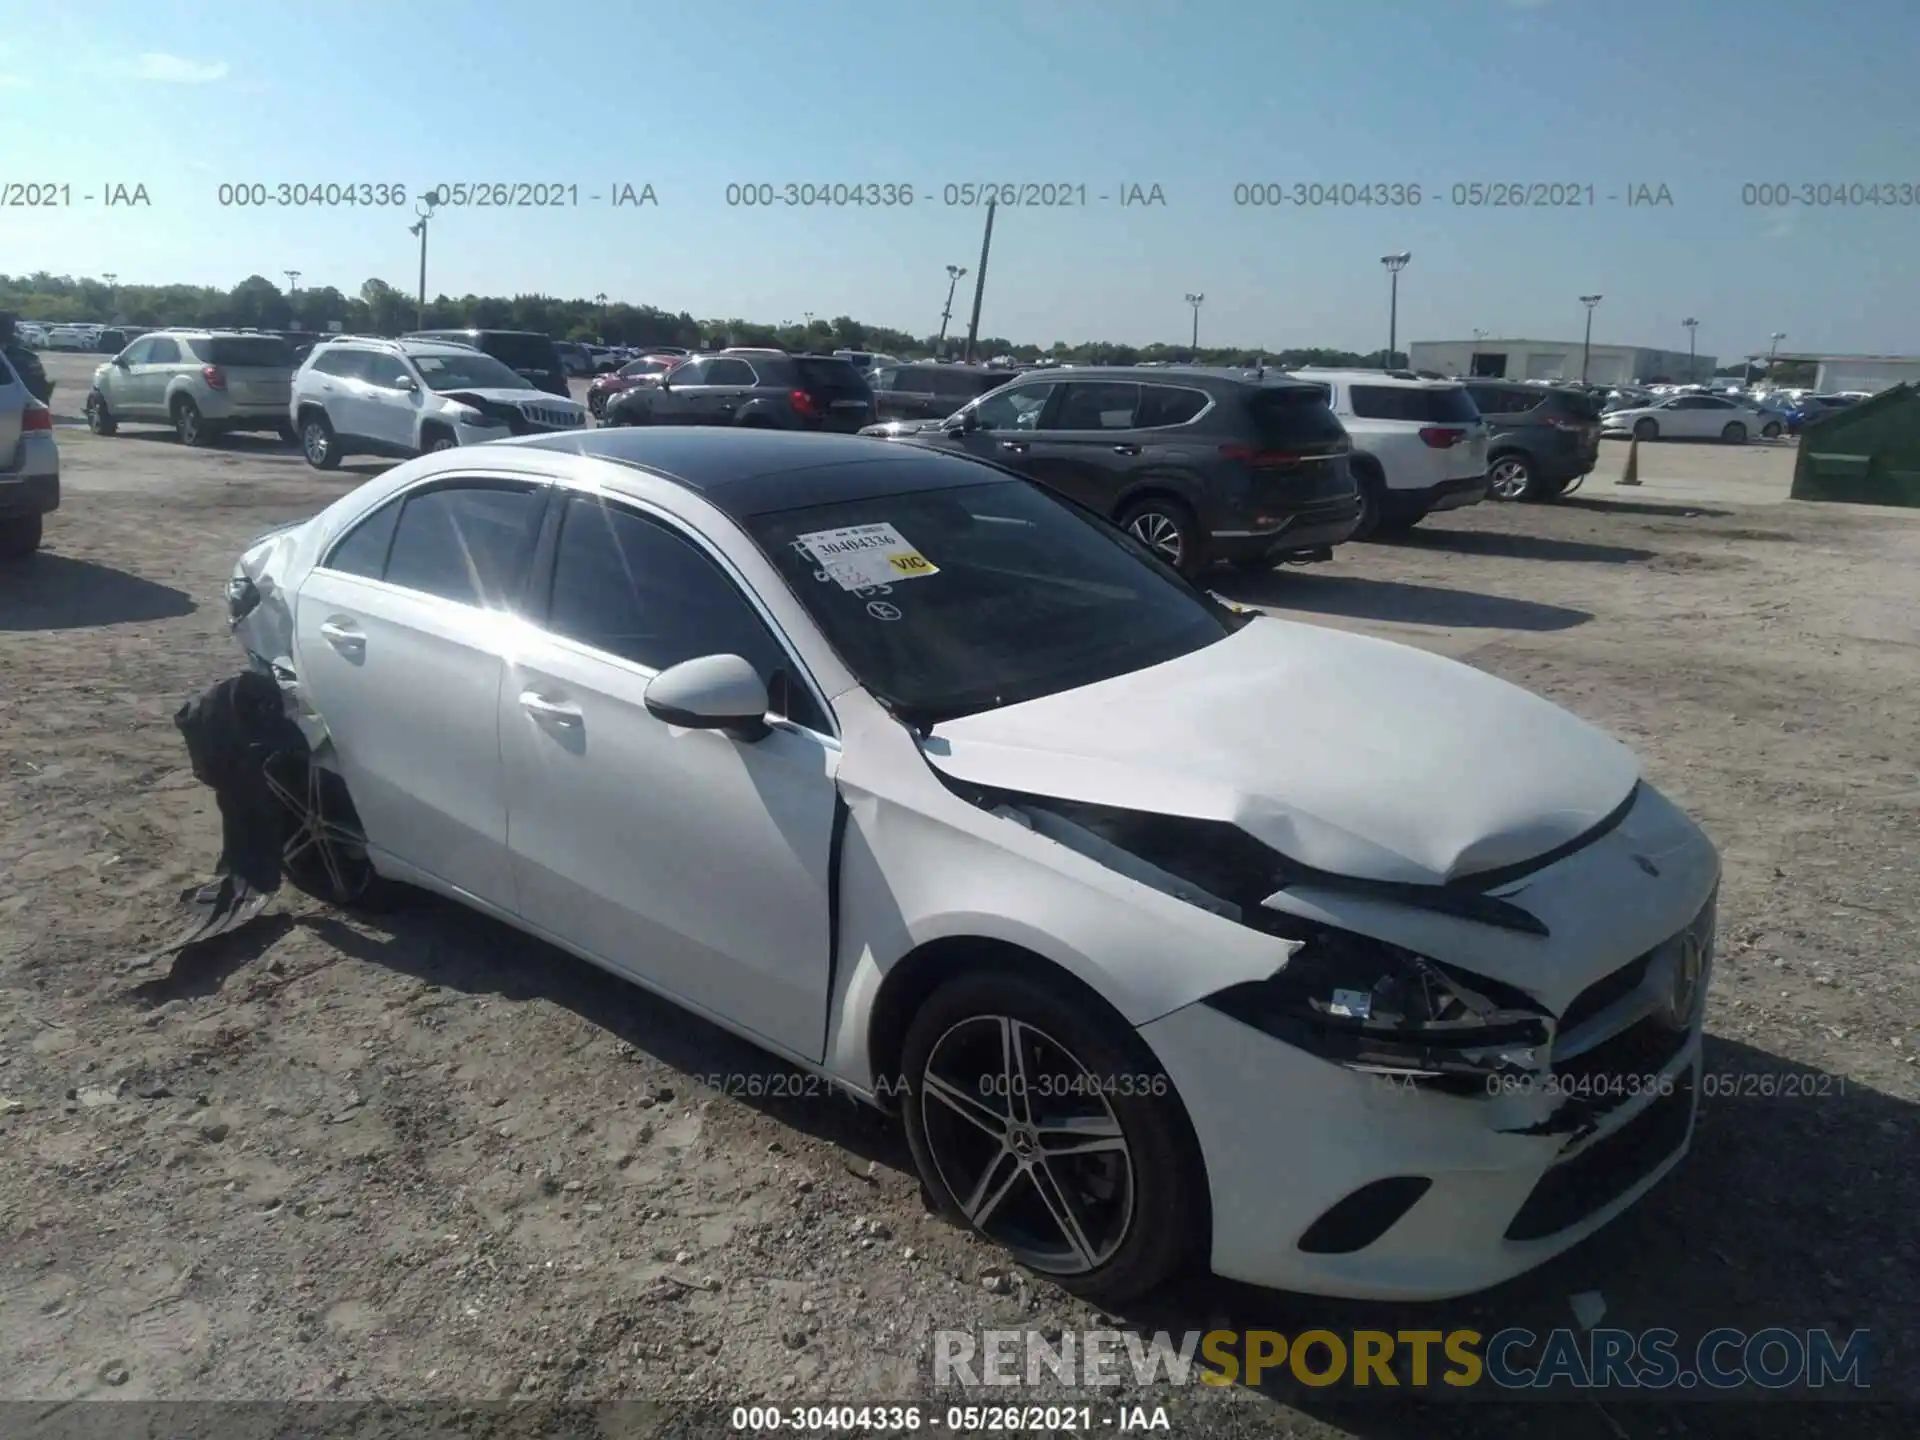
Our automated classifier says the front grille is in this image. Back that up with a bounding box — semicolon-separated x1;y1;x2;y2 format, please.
518;404;583;431
1504;1073;1696;1241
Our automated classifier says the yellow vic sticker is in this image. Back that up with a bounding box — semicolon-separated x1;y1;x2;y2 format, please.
888;551;937;577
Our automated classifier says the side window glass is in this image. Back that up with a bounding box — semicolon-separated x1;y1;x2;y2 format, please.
121;338;153;365
546;498;827;731
323;495;403;578
705;358;757;386
362;352;411;389
669;358;710;386
147;337;180;364
384;484;544;608
1049;382;1141;431
972;383;1055;431
1136;385;1208;428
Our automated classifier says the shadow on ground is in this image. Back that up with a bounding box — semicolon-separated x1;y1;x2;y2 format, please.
1558;496;1735;520
1366;526;1655;565
1216;570;1591;631
0;553;197;630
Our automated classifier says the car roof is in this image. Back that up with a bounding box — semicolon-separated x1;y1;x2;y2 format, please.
408;328;552;340
513;428;1008;518
1005;363;1316;391
1292;368;1462;388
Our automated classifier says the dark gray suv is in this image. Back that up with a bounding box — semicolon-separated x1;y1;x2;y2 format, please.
1461;381;1604;502
861;365;1359;575
603;351;875;432
871;362;1022;422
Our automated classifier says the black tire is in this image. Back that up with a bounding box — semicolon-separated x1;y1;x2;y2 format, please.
422;428;457;453
1533;474;1573;502
588;392;605;418
1487;453;1536;502
173;397;213;446
1116;495;1203;577
85;391;118;436
300;413;341;470
900;967;1204;1306
0;512;44;560
1632;417;1659;441
1348;463;1388;540
1721;421;1747;444
262;751;410;912
1761;420;1783;439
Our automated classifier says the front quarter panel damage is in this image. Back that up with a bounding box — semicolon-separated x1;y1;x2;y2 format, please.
820;692;1299;1091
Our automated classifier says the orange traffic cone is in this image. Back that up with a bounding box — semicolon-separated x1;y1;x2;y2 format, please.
1619;436;1642;486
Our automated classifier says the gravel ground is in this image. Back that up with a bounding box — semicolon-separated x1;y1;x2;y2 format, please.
2;353;1915;1438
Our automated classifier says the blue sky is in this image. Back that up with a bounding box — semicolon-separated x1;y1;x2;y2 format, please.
3;0;1916;356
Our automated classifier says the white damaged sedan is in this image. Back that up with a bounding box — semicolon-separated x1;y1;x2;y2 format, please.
225;427;1719;1304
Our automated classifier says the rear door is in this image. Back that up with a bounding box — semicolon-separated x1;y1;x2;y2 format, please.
292;477;548;909
701;356;760;424
1023;381;1148;513
353;348;425;450
194;334;296;413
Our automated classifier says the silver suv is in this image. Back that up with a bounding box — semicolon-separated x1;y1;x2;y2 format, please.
86;330;298;446
290;338;587;470
0;348;59;559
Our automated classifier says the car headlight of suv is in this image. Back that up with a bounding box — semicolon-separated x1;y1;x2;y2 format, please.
454;406;505;428
1203;928;1551;1089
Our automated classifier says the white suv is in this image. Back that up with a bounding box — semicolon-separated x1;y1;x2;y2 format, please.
290;338;586;470
1290;369;1489;536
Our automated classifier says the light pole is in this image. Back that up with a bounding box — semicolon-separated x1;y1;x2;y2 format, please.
1683;317;1699;382
963;199;997;364
1380;252;1411;367
102;272;118;317
937;265;967;357
1579;295;1603;384
284;269;301;294
409;190;442;331
1184;292;1204;354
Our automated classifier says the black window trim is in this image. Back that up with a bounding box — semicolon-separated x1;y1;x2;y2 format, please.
316;475;553;615
526;489;840;744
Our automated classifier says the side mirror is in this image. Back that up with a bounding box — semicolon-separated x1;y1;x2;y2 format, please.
643;654;771;741
946;410;976;435
398;375;419;392
114;357;130;368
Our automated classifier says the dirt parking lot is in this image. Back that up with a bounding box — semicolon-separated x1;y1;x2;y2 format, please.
2;352;1915;1437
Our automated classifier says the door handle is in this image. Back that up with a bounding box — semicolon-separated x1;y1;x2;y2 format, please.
318;619;363;653
999;440;1028;453
1111;444;1141;455
519;691;582;724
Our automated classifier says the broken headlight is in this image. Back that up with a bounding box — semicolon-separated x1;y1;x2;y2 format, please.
1203;928;1551;1090
227;575;262;624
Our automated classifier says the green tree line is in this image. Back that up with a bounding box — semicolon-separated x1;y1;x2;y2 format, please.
1;270;1402;369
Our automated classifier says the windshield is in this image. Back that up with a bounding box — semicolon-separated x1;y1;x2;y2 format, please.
413;352;531;390
746;477;1239;725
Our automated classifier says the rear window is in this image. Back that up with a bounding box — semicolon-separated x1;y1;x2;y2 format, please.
1350;384;1480;423
793;358;870;391
1542;389;1605;421
474;333;561;372
195;336;295;368
1243;386;1349;446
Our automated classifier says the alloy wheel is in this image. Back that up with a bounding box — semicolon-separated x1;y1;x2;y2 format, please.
262;753;377;905
917;1015;1135;1275
1125;511;1184;568
1488;457;1532;500
303;422;330;466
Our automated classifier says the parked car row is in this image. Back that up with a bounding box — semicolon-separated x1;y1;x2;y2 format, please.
81;328;586;462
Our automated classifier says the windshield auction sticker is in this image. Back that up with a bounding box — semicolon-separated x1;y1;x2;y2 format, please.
797;523;939;590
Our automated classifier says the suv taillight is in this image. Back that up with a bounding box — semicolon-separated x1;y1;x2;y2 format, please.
21;401;52;432
790;389;822;418
1418;426;1464;448
1545;415;1586;431
202;365;227;390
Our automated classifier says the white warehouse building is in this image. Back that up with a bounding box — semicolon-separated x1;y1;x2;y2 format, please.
1405;338;1717;387
1768;353;1920;394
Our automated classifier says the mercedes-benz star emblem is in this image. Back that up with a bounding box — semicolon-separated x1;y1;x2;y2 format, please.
1664;932;1704;1028
1633;854;1661;877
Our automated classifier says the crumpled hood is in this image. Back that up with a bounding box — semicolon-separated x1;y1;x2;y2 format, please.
445;387;579;409
922;617;1640;886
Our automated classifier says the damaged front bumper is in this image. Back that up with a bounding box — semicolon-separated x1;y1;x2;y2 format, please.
1143;993;1703;1299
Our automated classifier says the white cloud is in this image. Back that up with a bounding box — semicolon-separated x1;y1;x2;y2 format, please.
123;52;230;83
